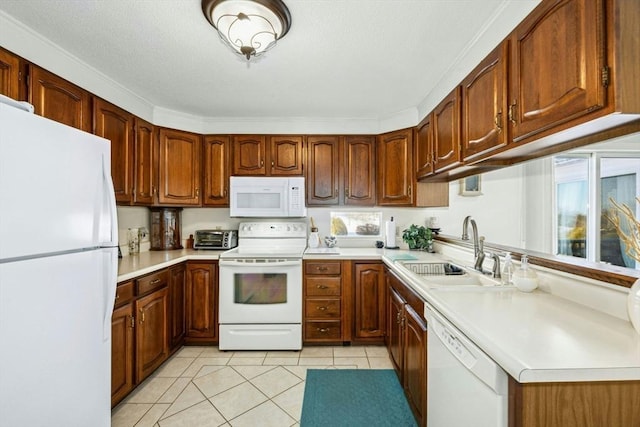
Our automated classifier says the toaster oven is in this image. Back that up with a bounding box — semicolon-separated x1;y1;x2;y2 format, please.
194;230;238;250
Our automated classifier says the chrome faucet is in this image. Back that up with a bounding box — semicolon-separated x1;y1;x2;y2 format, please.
462;216;484;272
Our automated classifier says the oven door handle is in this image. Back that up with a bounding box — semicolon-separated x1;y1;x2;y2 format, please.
219;259;302;267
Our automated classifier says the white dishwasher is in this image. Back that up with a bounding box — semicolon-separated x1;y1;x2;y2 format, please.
424;302;508;427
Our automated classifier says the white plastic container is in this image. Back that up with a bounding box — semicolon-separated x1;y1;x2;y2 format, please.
513;255;538;292
308;228;320;248
501;252;514;286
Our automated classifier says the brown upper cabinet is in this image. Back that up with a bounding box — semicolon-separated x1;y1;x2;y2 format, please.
508;0;605;142
432;87;462;174
133;118;155;206
461;42;509;162
306;136;376;206
93;98;134;204
202;135;231;206
306;136;341;205
377;128;414;206
0;47;22;100
506;0;640;145
415;114;433;180
343;136;376;206
157;128;202;206
28;65;92;132
232;135;303;176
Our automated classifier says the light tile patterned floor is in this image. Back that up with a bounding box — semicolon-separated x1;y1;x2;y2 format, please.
112;345;393;427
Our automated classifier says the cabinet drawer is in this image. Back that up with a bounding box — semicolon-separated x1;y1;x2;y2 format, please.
305;320;342;340
305;299;341;318
305;262;341;275
114;281;134;308
305;277;341;296
136;269;169;296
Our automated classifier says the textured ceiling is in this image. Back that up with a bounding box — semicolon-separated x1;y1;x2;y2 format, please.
0;0;539;121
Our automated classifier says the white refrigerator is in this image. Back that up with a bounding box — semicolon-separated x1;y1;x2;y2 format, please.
0;95;118;427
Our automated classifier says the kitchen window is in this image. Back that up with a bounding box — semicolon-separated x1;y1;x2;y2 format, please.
329;211;382;237
553;154;639;269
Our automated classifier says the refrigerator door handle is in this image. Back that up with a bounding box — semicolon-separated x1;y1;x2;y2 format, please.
102;248;118;342
99;153;118;247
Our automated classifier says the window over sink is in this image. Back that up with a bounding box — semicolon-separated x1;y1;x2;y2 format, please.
330;211;382;238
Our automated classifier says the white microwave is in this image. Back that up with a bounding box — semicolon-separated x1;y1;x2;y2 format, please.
229;176;307;217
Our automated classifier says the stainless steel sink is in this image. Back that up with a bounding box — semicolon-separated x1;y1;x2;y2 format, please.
397;261;500;287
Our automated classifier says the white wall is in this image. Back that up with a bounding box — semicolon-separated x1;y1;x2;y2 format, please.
117;164;525;252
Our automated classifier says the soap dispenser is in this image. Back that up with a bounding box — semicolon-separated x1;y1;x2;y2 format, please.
501;252;515;285
513;255;538;292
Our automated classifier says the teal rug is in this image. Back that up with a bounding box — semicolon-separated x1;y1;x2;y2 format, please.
300;369;417;427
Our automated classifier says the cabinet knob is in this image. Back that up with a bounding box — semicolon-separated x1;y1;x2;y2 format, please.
316;284;328;289
508;101;517;125
494;111;503;133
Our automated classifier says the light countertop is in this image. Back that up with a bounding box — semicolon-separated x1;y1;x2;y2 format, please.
118;247;640;383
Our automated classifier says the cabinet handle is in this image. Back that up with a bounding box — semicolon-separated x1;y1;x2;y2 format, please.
139;308;145;324
345;188;349;197
508;101;517;125
494;111;503;133
271;161;275;167
396;312;402;324
115;293;120;301
260;160;264;167
150;278;161;285
317;267;328;272
335;188;338;197
129;315;135;328
316;284;328;289
317;328;330;333
195;188;200;197
408;185;412;197
317;306;327;311
223;188;228;197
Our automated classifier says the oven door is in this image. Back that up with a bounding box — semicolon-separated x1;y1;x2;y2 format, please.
218;258;302;324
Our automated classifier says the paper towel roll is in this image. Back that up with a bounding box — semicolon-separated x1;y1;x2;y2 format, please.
385;218;396;248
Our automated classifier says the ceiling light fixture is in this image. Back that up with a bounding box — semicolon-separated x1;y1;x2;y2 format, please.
202;0;292;61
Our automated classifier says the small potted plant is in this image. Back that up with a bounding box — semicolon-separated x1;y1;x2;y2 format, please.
402;224;433;251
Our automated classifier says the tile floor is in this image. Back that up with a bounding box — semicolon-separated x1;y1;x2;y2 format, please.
111;345;394;427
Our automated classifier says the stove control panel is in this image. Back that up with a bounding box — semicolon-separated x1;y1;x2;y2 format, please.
238;222;307;238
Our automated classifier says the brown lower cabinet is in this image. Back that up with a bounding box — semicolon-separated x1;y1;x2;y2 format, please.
111;269;170;407
111;281;135;407
168;263;186;350
185;261;218;344
386;269;427;427
352;262;386;343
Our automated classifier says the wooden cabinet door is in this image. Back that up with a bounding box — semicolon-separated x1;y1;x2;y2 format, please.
133;118;155;205
387;285;405;375
377;128;414;206
415;115;434;180
168;264;186;350
232;135;266;175
403;305;427;427
269;135;303;175
158;128;201;205
433;87;462;174
0;47;22;100
306;136;340;205
344;136;376;206
111;302;134;407
203;135;230;206
509;0;606;142
28;65;92;132
93;98;134;204
462;43;509;162
353;263;386;340
135;287;169;383
186;262;217;341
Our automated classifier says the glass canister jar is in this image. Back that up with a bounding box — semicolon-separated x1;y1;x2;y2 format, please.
149;207;183;250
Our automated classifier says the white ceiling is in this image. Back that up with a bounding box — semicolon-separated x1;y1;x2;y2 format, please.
0;0;539;125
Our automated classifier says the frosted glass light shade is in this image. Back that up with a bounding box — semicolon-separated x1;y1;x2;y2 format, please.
202;0;291;60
